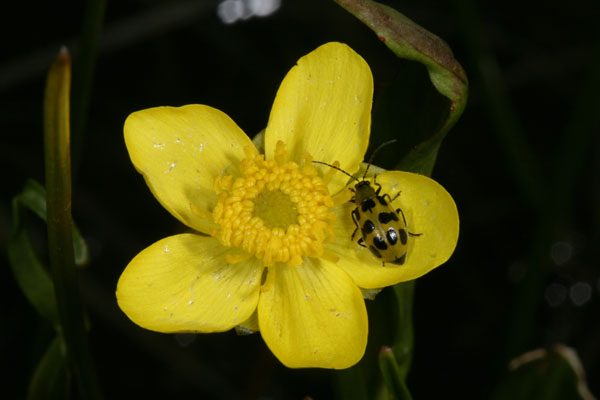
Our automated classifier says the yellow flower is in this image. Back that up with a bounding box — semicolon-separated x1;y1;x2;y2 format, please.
116;42;459;369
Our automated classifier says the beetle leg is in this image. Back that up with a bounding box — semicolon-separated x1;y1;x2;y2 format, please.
397;207;408;225
373;175;382;196
357;237;367;248
349;187;357;203
351;209;360;240
397;207;422;236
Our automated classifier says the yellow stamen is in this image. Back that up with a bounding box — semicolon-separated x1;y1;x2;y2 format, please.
212;140;337;267
321;160;341;184
274;140;287;165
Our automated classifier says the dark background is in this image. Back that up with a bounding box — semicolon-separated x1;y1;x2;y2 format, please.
2;0;598;398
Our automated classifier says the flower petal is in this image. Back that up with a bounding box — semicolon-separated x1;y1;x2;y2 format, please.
326;171;459;288
265;42;373;192
235;310;259;335
125;105;253;233
258;258;368;369
116;234;263;332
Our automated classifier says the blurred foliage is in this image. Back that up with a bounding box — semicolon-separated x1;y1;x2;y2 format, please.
379;346;413;400
491;345;595;400
27;336;70;400
1;0;599;399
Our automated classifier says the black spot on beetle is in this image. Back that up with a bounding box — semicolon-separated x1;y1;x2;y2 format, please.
361;198;376;212
392;253;407;265
378;212;399;224
368;245;382;259
387;228;398;245
377;196;388;206
399;229;408;245
373;236;388;250
362;220;375;235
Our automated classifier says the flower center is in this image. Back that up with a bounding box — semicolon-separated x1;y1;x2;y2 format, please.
254;190;298;230
212;141;335;267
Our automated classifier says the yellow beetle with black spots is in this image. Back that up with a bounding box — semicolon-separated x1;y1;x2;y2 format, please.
350;177;419;265
313;142;421;266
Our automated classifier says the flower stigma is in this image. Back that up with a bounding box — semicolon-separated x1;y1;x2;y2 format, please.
212;141;337;267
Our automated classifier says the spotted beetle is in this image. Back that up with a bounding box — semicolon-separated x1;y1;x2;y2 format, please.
313;141;421;266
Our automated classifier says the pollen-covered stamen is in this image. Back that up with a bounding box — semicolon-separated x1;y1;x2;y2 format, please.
320;160;342;184
212;140;336;267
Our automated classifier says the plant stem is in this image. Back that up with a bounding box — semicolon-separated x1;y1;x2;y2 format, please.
44;47;103;400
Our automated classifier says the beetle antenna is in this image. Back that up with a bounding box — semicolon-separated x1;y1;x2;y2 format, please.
312;161;360;182
362;139;398;179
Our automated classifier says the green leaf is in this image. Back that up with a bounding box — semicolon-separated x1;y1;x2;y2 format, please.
7;177;91;326
491;345;595;400
334;0;467;103
27;336;70;400
8;181;59;326
17;179;48;220
333;0;468;176
379;346;413;400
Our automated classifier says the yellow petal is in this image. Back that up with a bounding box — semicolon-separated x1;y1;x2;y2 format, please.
124;105;253;233
116;234;263;332
235;310;259;335
326;171;459;288
265;42;373;192
258;258;368;369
